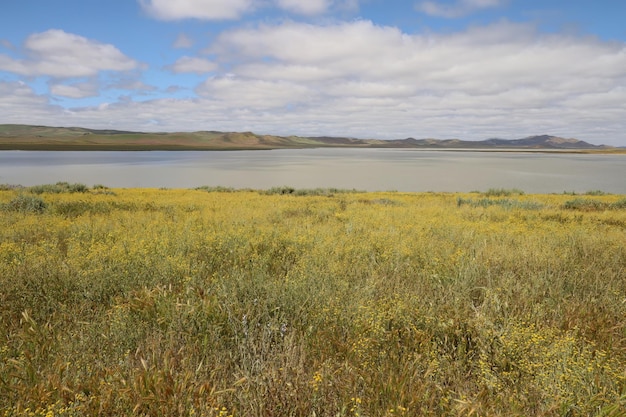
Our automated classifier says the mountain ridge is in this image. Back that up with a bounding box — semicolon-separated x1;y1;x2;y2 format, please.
0;124;617;151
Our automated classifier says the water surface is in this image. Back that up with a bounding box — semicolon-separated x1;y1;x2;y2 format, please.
1;149;625;193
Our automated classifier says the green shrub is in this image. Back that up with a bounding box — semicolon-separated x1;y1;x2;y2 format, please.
483;188;525;197
2;194;47;213
457;197;543;210
563;199;608;211
195;185;237;193
28;182;89;194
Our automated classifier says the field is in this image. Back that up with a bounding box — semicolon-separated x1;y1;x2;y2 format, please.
1;184;626;416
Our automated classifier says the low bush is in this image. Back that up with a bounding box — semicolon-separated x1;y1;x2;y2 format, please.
562;197;626;211
1;194;47;213
483;188;525;197
262;186;363;196
195;185;237;193
28;182;90;194
457;197;543;210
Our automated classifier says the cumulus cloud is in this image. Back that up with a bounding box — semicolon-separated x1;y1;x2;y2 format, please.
209;20;409;76
169;56;217;74
0;81;64;123
417;0;504;18
0;29;137;78
196;75;314;108
139;0;255;20
211;20;626;98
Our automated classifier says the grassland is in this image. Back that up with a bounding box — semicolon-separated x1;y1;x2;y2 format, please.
1;185;626;416
2;124;625;152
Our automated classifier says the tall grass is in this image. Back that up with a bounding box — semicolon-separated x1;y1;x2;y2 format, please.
1;188;625;416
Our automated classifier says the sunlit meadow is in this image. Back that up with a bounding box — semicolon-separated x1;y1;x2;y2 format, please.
1;184;625;416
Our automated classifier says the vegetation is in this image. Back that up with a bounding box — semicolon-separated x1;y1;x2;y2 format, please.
3;124;626;152
1;186;626;416
27;182;90;195
483;187;525;197
261;186;364;196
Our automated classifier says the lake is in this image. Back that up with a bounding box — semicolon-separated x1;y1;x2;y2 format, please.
1;149;625;193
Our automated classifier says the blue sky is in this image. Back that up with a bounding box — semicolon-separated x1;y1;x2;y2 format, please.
1;0;625;145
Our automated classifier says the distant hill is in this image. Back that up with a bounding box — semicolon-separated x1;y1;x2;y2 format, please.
382;135;607;149
0;124;616;151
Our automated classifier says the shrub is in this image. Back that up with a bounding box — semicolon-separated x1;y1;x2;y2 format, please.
1;194;47;213
0;184;23;191
610;198;626;209
457;197;543;210
483;188;525;197
28;182;89;194
262;187;363;196
563;198;608;211
195;185;236;193
563;198;626;211
263;186;296;195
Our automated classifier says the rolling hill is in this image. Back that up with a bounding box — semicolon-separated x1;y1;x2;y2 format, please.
0;124;614;151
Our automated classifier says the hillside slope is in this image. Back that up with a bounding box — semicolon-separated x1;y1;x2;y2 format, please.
0;124;613;151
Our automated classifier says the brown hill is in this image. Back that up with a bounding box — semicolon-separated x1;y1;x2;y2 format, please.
0;124;614;151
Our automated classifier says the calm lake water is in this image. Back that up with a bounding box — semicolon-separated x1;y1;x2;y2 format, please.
1;149;625;193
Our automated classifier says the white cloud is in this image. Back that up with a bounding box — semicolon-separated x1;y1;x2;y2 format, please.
210;20;409;75
0;39;13;50
196;75;314;108
0;81;64;123
211;20;626;97
173;33;194;48
50;81;99;98
275;0;330;16
417;0;504;18
169;56;218;74
0;30;137;78
108;79;158;92
139;0;255;20
139;0;357;20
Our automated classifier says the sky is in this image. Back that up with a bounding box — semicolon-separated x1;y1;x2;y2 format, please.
1;0;625;146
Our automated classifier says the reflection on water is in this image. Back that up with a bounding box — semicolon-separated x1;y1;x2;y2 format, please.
0;149;625;193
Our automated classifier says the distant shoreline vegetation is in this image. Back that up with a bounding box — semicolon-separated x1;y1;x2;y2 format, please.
1;124;624;152
1;183;625;213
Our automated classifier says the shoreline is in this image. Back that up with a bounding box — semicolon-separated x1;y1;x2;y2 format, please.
0;143;624;154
